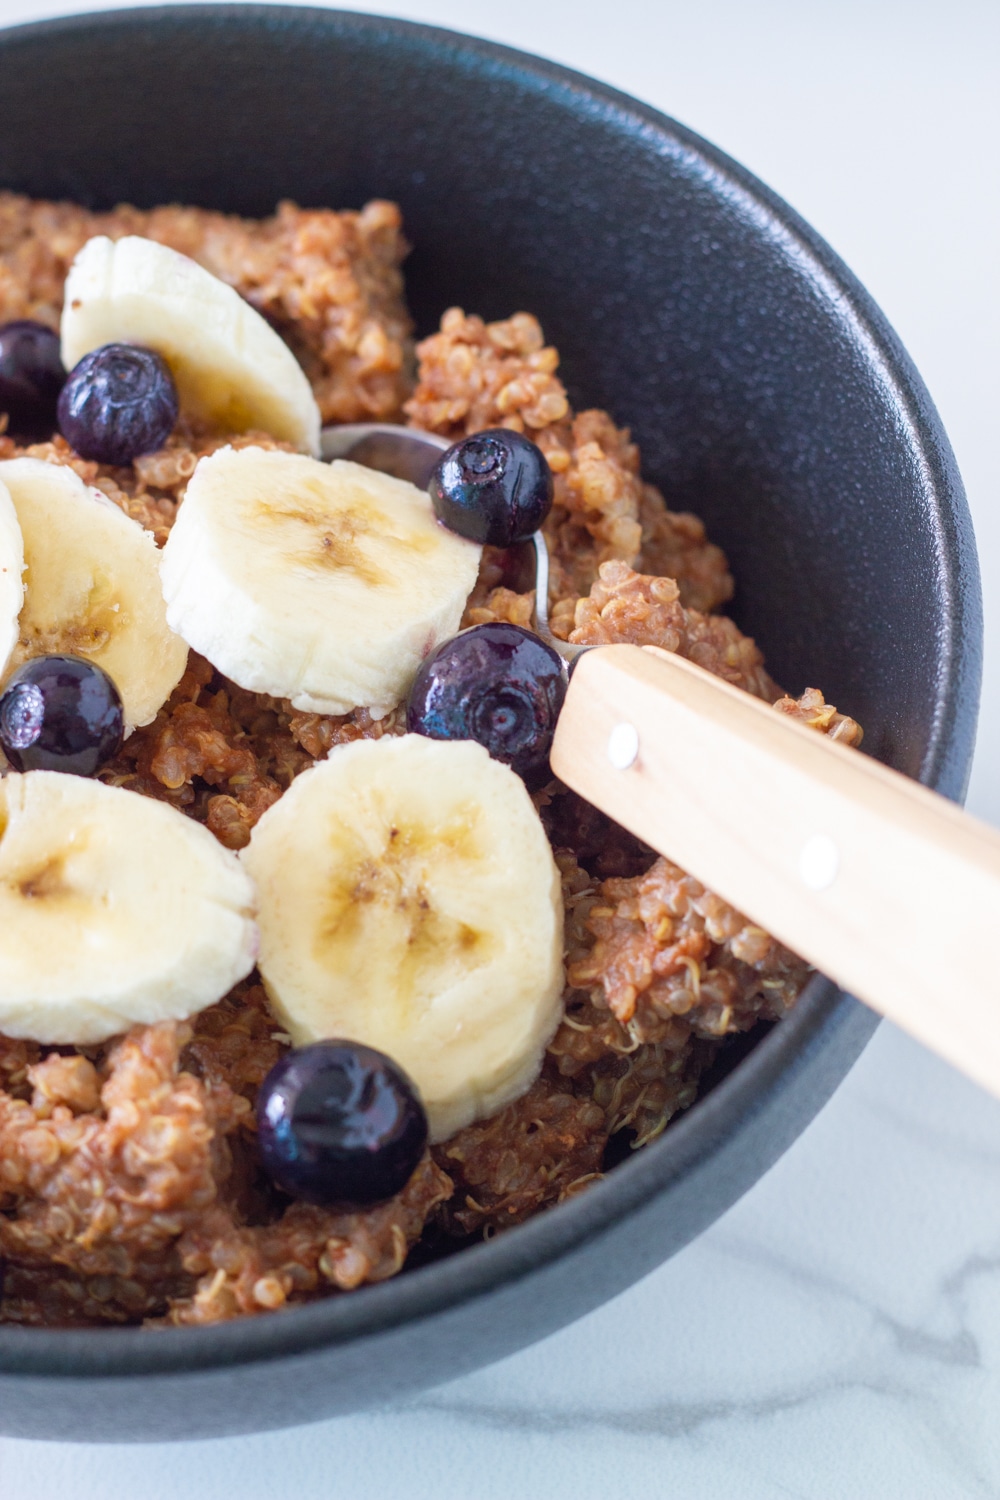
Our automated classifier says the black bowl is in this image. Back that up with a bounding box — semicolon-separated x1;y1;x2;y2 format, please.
0;5;980;1441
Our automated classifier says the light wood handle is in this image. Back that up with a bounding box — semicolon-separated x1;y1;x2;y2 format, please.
551;645;1000;1099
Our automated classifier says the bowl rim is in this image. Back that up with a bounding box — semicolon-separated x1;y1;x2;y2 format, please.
0;1;981;1379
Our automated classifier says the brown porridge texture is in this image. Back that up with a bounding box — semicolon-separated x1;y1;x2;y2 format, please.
405;308;734;614
0;1022;240;1324
0;198;864;1326
165;1156;453;1324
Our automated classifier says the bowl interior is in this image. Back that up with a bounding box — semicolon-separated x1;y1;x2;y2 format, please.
0;4;980;1436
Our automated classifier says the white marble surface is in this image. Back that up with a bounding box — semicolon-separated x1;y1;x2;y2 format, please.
0;0;998;1493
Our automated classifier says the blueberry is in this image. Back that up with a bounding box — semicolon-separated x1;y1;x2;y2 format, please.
430;429;554;546
0;320;66;441
57;343;179;465
257;1040;428;1208
0;655;124;776
407;622;566;787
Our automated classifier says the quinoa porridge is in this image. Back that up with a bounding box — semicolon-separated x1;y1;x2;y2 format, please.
0;193;861;1327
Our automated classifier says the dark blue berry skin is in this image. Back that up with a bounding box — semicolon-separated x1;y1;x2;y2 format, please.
57;343;179;465
407;622;566;788
0;655;124;776
257;1041;428;1208
430;429;554;546
0;320;66;441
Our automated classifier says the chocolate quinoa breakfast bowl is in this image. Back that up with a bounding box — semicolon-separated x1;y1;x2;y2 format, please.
0;5;980;1441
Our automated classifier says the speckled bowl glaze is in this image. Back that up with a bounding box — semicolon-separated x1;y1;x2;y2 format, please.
0;5;981;1441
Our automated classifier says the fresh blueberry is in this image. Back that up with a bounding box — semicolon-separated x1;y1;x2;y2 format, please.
0;320;66;441
257;1040;428;1208
0;655;124;776
429;429;554;546
407;622;566;787
57;343;179;465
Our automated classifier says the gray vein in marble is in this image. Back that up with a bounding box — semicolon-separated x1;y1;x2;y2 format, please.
708;1229;985;1371
403;1376;888;1438
391;1233;1000;1497
401;1365;994;1497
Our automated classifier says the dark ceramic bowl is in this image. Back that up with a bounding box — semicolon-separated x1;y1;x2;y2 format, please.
0;5;981;1442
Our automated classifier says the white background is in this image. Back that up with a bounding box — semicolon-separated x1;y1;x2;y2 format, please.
0;1;998;1495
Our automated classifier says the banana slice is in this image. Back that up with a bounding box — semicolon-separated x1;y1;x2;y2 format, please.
241;736;564;1142
160;446;481;718
61;235;321;456
0;458;188;729
0;771;258;1045
0;475;24;677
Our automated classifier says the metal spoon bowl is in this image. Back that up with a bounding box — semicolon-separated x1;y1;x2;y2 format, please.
321;422;586;663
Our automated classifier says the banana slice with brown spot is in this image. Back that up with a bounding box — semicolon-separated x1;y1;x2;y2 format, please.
160;445;481;718
0;458;188;729
61;235;321;455
0;771;258;1045
241;735;565;1141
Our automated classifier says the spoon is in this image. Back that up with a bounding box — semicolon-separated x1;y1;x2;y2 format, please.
323;423;1000;1102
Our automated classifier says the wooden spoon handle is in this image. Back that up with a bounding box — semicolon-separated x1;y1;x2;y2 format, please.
551;644;1000;1098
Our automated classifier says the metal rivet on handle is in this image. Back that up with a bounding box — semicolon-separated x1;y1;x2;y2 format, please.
798;833;839;891
607;722;639;770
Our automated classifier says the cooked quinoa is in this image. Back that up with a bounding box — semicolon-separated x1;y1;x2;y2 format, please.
0;193;861;1326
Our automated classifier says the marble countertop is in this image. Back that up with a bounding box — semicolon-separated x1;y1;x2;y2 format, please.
0;0;998;1494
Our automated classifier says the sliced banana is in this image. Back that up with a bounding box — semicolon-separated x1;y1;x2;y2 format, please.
0;458;188;729
0;475;24;677
61;235;321;456
160;446;481;718
241;736;564;1142
0;771;258;1045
